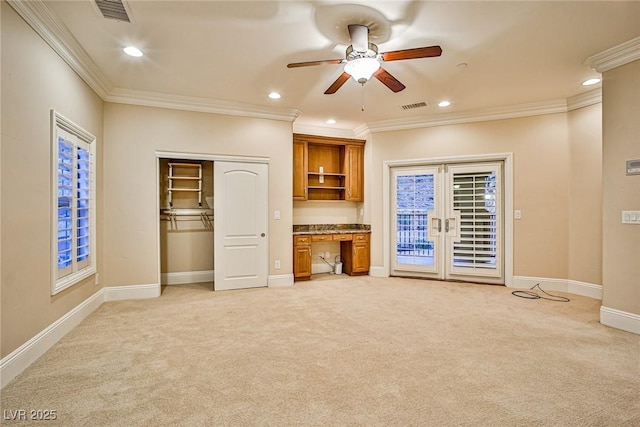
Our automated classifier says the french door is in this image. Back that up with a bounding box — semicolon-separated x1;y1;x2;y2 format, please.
391;162;503;284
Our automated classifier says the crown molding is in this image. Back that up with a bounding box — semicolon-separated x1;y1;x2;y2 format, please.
8;0;609;132
567;88;602;111
9;0;301;122
364;99;570;133
106;89;302;122
7;0;113;98
292;124;357;138
585;36;640;73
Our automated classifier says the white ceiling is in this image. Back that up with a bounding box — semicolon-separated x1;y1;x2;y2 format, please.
38;1;640;132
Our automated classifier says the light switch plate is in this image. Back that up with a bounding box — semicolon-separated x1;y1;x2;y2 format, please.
622;210;640;224
514;210;522;220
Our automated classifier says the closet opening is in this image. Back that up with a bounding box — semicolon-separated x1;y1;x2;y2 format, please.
159;158;214;292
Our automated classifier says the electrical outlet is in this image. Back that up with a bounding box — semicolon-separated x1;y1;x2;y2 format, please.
325;251;331;259
274;260;281;269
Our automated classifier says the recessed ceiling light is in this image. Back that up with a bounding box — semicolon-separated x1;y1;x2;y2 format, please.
582;78;601;86
438;100;451;108
268;92;281;100
326;119;336;125
123;46;143;57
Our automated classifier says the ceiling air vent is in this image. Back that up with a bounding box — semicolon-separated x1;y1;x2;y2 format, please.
94;0;131;23
401;101;428;110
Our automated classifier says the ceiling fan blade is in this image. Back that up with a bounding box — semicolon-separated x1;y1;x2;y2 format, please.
381;45;442;62
324;72;351;94
348;24;369;52
287;59;343;68
373;68;406;93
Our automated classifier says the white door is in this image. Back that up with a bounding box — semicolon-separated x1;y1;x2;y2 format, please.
214;161;268;290
391;166;442;276
391;162;503;284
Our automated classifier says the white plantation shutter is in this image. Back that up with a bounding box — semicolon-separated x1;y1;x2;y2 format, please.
448;163;502;278
52;111;96;294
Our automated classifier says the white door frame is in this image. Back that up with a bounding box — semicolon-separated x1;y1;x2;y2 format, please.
154;151;270;294
382;153;513;286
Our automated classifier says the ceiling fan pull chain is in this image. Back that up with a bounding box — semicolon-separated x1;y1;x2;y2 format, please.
361;84;366;112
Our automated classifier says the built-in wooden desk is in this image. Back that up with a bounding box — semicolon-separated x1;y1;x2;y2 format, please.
293;224;371;282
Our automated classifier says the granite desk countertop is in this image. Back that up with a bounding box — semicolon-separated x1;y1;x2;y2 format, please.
293;224;371;235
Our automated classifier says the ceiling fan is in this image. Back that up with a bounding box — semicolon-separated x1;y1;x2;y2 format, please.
287;24;442;94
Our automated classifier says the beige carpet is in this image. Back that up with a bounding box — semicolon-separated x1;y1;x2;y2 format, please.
1;276;639;426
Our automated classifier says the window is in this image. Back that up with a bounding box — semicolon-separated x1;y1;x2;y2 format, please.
51;111;96;294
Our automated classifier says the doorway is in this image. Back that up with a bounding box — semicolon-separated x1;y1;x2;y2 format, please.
157;153;269;291
390;161;504;285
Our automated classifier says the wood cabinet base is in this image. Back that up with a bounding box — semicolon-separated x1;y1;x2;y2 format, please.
293;233;370;282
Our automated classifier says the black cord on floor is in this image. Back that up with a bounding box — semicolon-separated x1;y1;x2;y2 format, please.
512;283;570;302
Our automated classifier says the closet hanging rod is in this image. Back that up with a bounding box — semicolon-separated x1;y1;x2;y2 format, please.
168;163;202;167
161;208;213;216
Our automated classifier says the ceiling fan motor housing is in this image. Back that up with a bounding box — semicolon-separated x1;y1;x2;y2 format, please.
346;43;379;61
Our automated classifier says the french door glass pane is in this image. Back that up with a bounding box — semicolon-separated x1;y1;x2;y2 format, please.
396;174;434;266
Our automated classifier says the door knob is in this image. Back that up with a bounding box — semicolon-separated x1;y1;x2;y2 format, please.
261;233;266;237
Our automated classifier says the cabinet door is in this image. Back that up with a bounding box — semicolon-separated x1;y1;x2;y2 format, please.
293;139;308;200
345;144;364;202
293;236;312;281
352;239;370;273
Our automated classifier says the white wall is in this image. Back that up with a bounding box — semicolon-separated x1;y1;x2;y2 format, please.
1;2;104;357
103;103;294;289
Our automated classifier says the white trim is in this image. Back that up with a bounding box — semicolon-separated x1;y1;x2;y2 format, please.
382;153;514;286
51;110;98;295
106;88;301;123
585;36;640;73
268;274;294;287
312;263;334;275
161;270;214;286
292;124;357;139
366;99;568;133
155;151;270;164
103;284;160;301
0;290;104;389
511;276;602;299
369;266;387;277
600;306;640;335
9;0;616;136
567;89;602;111
6;0;112;98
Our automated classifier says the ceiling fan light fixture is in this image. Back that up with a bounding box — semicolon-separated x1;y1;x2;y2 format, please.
344;57;380;84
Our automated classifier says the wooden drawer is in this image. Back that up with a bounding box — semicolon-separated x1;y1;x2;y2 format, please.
294;235;311;246
353;233;370;243
311;234;333;242
332;234;353;241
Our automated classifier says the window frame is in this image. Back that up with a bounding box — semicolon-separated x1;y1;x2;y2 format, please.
51;110;97;295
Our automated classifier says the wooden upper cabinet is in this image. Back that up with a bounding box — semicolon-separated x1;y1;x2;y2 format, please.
293;133;365;202
293;139;307;200
344;144;364;202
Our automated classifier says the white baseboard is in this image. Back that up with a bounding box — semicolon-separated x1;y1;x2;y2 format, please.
600;306;640;335
104;284;160;301
312;263;333;274
511;276;602;299
0;289;104;389
161;270;214;285
268;274;294;287
369;266;387;277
